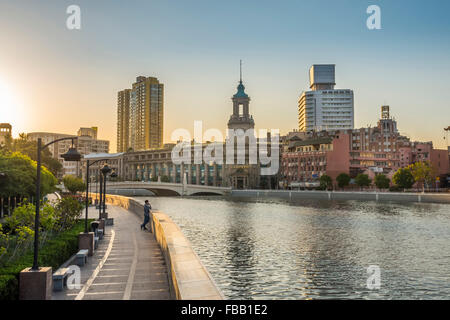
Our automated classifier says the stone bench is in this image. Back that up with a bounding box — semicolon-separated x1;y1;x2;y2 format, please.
52;268;70;291
97;229;104;240
94;236;99;250
76;249;88;267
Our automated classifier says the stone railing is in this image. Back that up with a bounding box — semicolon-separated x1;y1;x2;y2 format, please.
91;193;224;300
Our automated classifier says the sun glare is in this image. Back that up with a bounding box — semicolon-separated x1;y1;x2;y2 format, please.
0;77;18;120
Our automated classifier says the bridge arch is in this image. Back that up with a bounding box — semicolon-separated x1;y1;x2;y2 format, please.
143;188;181;196
188;191;224;196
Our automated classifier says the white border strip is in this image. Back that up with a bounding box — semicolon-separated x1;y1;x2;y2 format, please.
123;232;138;300
75;230;116;300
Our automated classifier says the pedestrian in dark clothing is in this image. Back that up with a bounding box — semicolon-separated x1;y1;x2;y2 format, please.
141;200;152;231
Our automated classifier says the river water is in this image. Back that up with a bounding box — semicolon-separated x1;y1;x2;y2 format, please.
135;196;450;300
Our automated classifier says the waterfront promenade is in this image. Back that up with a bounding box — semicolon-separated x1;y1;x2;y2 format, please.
53;205;170;300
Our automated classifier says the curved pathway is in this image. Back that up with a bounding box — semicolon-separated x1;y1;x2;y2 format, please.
53;205;170;300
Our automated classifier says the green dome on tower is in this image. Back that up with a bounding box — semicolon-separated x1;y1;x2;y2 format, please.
233;81;248;98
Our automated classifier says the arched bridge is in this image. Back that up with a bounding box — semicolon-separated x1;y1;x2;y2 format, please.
91;181;232;196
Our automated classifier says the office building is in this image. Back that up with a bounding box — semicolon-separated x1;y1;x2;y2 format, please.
298;65;354;132
28;127;109;177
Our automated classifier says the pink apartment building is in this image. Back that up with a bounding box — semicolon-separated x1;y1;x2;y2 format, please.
281;106;449;187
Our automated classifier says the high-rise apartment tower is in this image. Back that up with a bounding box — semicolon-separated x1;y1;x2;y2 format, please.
117;76;164;152
298;65;354;132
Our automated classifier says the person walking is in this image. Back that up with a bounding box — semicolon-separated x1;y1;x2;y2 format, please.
141;200;152;231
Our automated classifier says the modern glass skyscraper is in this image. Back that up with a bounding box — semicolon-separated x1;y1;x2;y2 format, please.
298;65;354;132
117;76;164;152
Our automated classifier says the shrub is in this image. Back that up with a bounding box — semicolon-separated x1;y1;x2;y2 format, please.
4;202;56;234
0;219;90;300
55;197;83;230
0;275;17;301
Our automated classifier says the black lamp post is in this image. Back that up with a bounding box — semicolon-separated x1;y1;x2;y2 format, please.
33;137;81;271
85;159;108;233
100;164;112;216
98;169;103;216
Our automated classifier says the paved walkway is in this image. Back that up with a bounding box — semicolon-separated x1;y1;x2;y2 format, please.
53;205;171;300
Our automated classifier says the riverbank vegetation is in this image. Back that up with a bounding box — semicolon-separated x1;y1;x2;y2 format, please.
0;197;84;300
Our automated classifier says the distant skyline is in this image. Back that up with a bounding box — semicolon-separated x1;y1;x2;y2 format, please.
1;0;450;152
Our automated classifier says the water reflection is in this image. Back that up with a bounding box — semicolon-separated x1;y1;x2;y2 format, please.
138;196;450;299
224;203;257;299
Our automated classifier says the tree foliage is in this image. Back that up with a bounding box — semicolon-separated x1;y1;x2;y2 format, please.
0;197;83;266
0;133;62;177
319;174;333;190
0;152;57;198
374;174;390;189
355;174;371;187
336;173;351;189
63;175;85;194
407;161;436;191
392;168;415;189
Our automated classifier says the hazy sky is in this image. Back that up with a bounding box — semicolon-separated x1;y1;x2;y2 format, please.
1;0;450;152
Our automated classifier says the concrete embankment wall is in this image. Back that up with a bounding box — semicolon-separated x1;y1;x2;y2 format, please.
91;193;224;300
231;190;450;204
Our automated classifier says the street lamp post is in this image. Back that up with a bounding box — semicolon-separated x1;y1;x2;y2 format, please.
98;170;103;217
84;159;117;232
99;164;117;216
19;137;80;300
33;137;81;271
100;164;111;216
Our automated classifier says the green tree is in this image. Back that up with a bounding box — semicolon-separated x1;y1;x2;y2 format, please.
374;174;390;189
392;168;415;190
0;152;57;198
150;175;158;182
355;174;371;188
336;173;351;189
62;175;85;195
407;161;435;192
3;133;62;177
319;174;333;190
